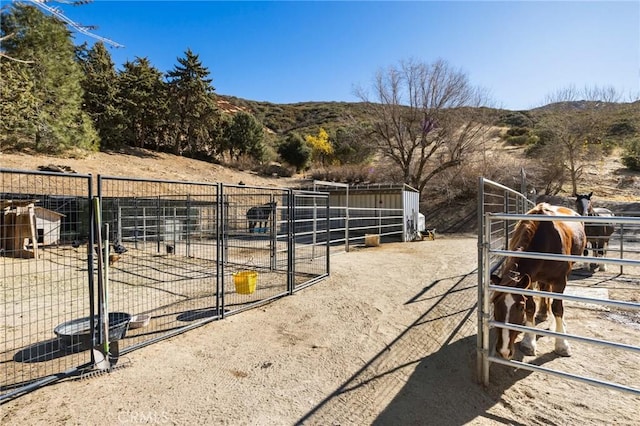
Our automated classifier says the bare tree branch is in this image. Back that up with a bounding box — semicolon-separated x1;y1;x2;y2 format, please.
355;58;494;195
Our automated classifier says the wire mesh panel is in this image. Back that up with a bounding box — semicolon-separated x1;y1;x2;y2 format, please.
292;191;330;290
2;170;332;399
220;184;291;314
98;177;220;351
1;169;93;399
478;178;535;270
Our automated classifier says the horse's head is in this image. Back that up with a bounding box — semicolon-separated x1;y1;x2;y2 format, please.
490;271;532;359
575;192;594;216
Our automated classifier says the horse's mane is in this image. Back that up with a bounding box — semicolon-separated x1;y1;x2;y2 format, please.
500;203;549;276
508;203;548;251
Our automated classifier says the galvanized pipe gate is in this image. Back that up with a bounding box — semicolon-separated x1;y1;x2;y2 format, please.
477;177;640;396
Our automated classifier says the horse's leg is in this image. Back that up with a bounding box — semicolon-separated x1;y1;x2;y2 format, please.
535;282;550;323
599;238;608;272
551;295;571;357
588;239;600;271
593;239;605;271
519;296;538;356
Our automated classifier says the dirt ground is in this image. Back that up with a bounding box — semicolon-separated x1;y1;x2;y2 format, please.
1;236;639;425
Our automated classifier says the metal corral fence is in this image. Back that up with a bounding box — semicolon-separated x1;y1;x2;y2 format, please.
477;177;640;396
0;170;329;401
1;170;95;401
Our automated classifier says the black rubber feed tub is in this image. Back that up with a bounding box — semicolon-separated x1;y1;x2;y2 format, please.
54;312;131;352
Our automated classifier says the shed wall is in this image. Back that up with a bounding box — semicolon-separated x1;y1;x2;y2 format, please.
403;190;420;241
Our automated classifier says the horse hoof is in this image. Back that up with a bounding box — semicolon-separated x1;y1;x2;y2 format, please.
519;343;536;356
554;346;572;357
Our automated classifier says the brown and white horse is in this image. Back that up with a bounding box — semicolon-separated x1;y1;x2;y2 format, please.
575;192;615;271
491;203;586;360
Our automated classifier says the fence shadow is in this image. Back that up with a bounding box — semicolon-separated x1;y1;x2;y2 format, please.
295;270;557;425
372;336;562;425
12;339;69;363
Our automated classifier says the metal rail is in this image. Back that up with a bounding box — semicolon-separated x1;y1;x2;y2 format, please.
478;195;640;395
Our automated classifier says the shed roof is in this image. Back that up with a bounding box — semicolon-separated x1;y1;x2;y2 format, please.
34;206;66;218
301;182;418;194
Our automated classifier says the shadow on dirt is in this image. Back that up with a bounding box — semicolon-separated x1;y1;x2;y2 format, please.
371;338;560;425
296;270;559;425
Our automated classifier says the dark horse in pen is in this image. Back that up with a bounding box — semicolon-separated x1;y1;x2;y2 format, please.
247;201;277;233
575;192;615;271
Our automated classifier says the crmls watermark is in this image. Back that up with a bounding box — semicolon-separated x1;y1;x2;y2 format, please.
117;410;172;424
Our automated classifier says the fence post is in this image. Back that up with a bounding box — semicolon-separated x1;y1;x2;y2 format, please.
345;189;350;252
270;193;276;271
89;176;97;365
325;198;330;275
288;190;295;294
476;177;486;384
312;194;317;260
156;196;161;253
117;201;122;244
503;191;510;250
619;223;624;275
219;185;226;318
186;194;191;258
481;212;493;386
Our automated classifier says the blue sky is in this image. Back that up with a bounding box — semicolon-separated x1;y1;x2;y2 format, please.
53;1;639;110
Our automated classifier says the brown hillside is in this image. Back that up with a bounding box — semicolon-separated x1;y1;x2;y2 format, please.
0;148;307;188
1;145;638;235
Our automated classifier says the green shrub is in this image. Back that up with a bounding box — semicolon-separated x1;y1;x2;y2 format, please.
506;127;529;137
506;134;538;146
621;138;640;171
499;111;533;128
277;133;311;172
607;120;637;138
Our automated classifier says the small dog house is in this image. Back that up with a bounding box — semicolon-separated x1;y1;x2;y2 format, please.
33;206;65;246
1;200;65;258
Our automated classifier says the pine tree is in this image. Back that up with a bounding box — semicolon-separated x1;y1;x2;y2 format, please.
165;49;221;157
76;41;125;149
0;60;38;149
118;57;169;150
0;4;98;153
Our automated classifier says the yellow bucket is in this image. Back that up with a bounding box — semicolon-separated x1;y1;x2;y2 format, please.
233;271;257;294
